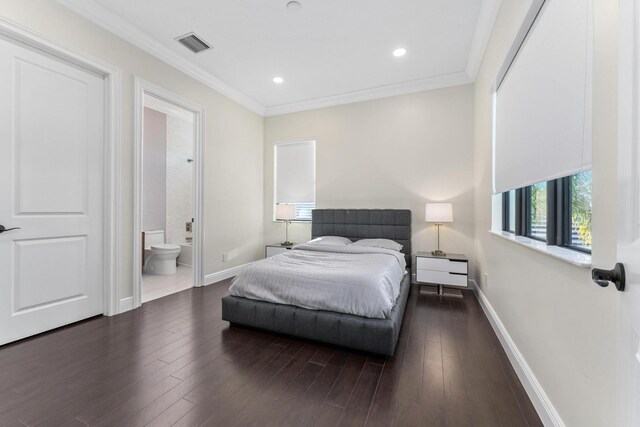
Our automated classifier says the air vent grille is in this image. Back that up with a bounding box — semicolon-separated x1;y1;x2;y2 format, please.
176;32;211;53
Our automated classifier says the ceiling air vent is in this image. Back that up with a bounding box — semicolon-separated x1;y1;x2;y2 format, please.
175;32;211;54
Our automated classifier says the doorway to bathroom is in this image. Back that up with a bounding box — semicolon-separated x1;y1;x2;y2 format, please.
133;79;205;306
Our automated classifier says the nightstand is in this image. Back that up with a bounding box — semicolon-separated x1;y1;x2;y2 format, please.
265;243;294;258
415;252;468;295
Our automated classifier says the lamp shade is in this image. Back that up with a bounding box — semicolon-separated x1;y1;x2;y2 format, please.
425;203;453;223
275;204;296;220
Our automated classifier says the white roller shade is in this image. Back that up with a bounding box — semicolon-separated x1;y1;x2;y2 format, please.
275;140;315;203
493;0;592;194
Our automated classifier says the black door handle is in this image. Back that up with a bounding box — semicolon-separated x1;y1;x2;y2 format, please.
0;225;21;234
592;263;625;291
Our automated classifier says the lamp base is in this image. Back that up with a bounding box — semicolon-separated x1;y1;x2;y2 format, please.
431;249;446;257
281;241;293;246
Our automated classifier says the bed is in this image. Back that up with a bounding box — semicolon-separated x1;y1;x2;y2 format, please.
221;209;412;356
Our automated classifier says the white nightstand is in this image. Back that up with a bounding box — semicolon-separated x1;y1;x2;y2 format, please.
415;252;468;295
265;243;294;258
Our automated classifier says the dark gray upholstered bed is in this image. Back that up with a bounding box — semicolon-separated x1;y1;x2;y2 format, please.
221;209;412;356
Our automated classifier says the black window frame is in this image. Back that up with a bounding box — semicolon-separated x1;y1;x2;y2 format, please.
501;174;592;254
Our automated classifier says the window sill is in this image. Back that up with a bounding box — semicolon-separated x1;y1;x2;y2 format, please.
488;230;592;268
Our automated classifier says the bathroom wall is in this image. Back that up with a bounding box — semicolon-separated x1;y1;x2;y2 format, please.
166;115;193;245
142;105;194;245
142;107;167;231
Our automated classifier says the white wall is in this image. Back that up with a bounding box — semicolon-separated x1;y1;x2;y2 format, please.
264;85;476;261
165;115;193;246
0;0;265;299
472;1;618;426
142;107;166;231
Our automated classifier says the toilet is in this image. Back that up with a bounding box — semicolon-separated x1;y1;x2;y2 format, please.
143;230;181;275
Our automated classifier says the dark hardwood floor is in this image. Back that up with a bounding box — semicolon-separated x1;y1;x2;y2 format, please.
0;279;542;426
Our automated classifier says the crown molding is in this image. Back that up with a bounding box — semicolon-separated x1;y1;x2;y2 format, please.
55;0;266;116
264;72;473;117
56;0;499;117
465;0;503;80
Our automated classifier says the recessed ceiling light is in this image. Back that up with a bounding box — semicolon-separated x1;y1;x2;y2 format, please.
286;1;302;11
393;48;407;57
287;0;302;12
273;76;284;84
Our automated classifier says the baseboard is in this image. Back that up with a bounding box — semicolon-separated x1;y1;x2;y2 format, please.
203;262;250;286
119;296;134;313
469;279;565;427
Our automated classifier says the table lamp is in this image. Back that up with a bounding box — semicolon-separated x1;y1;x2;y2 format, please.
276;204;296;246
425;202;453;256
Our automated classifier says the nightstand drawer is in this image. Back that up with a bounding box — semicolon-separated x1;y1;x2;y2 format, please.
416;270;468;287
266;246;291;257
416;257;467;274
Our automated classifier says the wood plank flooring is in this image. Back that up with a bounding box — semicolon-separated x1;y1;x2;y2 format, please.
0;280;542;426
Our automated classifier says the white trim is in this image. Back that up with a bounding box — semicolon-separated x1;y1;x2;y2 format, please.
0;16;122;317
465;0;503;79
203;263;251;286
55;0;265;116
617;0;640;425
488;230;592;268
144;94;194;123
119;297;134;313
133;78;206;310
265;72;472;117
470;279;566;427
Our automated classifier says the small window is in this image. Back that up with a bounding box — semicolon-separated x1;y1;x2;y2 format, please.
568;170;592;251
274;140;316;221
502;189;518;233
527;182;547;241
497;171;592;254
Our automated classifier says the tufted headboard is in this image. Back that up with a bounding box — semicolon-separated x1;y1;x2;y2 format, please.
311;209;412;268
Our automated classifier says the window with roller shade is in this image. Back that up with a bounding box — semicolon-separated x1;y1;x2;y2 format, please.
274;140;316;221
494;0;593;254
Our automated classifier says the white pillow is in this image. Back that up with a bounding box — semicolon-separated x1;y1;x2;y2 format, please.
306;236;352;246
351;238;403;251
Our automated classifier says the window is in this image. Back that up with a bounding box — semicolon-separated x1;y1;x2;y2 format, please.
567;170;592;251
526;182;547;241
502;171;592;253
274;140;316;221
502;189;516;233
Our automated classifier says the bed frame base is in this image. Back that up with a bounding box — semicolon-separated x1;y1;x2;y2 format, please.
221;274;411;357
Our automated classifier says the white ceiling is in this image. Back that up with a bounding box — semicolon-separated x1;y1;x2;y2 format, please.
58;0;500;116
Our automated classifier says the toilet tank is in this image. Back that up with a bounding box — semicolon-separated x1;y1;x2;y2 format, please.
144;230;164;248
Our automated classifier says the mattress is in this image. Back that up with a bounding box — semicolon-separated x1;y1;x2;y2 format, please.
228;243;406;319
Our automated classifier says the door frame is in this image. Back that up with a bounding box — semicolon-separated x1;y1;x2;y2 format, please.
133;78;206;308
618;0;640;425
0;17;122;316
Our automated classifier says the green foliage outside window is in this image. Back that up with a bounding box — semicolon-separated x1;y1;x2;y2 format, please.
571;171;592;248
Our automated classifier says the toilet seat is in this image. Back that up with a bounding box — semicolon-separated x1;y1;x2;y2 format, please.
150;243;181;252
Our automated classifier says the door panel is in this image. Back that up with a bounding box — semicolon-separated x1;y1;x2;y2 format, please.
15;58;89;215
13;236;87;313
0;36;105;345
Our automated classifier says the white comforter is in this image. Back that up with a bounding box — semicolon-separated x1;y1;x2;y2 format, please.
229;244;406;319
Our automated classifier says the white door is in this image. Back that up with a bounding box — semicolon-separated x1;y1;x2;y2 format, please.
0;36;105;345
617;1;640;424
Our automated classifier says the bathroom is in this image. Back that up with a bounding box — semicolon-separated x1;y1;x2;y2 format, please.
142;94;194;302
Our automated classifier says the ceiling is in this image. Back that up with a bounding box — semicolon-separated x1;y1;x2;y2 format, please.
58;0;500;116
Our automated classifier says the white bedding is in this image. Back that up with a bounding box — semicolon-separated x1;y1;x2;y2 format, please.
229;243;406;319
